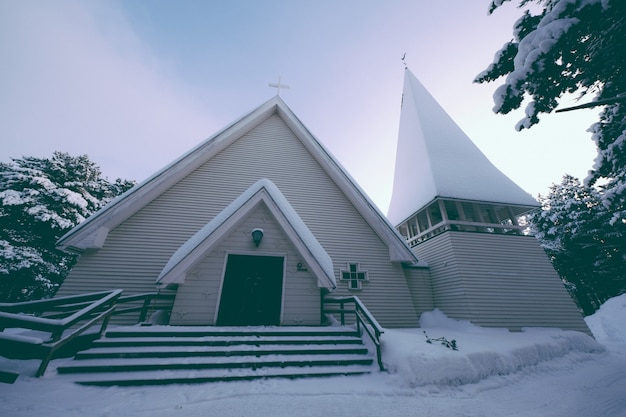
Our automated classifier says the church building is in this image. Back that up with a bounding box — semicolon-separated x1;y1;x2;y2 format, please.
56;69;589;334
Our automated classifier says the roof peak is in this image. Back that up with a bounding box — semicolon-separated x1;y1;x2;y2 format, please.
58;95;418;264
387;69;537;225
157;178;336;289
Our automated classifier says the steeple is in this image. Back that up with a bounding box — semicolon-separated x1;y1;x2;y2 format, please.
387;69;538;227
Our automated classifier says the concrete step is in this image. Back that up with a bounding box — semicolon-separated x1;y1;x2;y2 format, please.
75;344;369;359
56;325;375;385
90;334;364;348
65;364;375;386
57;354;374;374
104;326;359;339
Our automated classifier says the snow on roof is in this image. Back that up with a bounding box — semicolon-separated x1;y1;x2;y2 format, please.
387;69;539;225
56;98;286;251
157;178;336;289
57;96;417;264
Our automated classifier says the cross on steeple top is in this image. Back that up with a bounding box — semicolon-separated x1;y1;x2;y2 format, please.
269;76;290;96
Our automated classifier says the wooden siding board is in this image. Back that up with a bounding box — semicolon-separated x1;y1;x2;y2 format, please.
169;203;322;326
412;231;590;334
59;115;418;327
410;233;470;319
403;267;435;319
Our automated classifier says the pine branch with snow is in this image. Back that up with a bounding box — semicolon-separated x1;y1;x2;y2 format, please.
477;0;626;226
0;152;135;302
529;175;626;315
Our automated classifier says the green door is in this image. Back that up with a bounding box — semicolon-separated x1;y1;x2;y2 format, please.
217;255;284;326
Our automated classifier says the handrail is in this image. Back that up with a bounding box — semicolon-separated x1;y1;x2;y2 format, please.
0;290;123;338
322;296;385;371
0;290;177;377
114;292;176;322
0;290;123;314
0;289;122;377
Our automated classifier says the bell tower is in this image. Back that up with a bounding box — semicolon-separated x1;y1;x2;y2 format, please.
388;69;589;334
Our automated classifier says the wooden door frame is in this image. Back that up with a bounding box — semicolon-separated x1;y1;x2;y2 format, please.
213;251;287;325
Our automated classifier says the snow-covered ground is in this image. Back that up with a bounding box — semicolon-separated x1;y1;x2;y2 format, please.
1;295;625;417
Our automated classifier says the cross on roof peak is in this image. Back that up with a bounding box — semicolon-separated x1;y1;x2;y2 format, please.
269;76;290;96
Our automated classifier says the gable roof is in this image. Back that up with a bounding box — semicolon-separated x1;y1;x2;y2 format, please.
156;178;336;289
387;69;539;226
57;96;418;264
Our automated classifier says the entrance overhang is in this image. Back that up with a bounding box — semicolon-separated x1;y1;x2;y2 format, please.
156;179;336;290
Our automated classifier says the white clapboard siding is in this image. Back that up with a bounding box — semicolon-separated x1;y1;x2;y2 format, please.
59;114;420;327
403;266;435;319
169;203;321;326
412;231;590;334
412;233;470;321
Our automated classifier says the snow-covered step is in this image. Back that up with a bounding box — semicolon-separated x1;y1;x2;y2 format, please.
57;353;373;374
63;364;375;386
104;326;359;338
57;325;375;385
75;343;369;359
90;334;364;347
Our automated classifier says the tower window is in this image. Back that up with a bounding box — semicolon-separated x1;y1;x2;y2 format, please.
444;200;460;220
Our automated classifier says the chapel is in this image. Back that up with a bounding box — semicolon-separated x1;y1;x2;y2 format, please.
55;69;589;334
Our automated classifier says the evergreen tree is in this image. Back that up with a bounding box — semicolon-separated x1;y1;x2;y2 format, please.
0;152;134;302
529;175;626;315
476;0;626;224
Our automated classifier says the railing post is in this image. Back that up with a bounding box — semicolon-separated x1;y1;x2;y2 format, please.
98;307;114;337
138;295;152;322
320;291;325;324
50;327;64;343
340;300;345;325
36;355;53;378
322;295;385;372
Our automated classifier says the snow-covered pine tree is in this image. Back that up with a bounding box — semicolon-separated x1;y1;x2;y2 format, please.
0;152;134;302
476;0;626;225
529;175;626;315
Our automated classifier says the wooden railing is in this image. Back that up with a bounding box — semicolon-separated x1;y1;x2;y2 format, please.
113;292;176;323
405;221;527;247
322;296;385;371
0;289;123;377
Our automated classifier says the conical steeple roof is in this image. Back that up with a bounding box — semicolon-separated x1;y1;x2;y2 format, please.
387;69;538;225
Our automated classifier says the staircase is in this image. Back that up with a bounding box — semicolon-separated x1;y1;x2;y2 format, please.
56;326;375;386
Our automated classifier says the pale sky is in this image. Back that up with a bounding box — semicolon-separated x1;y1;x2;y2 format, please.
0;0;599;213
